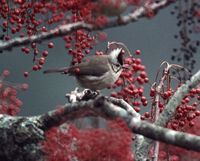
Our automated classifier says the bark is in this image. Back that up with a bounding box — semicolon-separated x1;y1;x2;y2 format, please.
0;115;44;161
1;93;200;160
136;68;200;161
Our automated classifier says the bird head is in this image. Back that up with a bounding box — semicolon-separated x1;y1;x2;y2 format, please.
107;41;131;69
109;48;124;66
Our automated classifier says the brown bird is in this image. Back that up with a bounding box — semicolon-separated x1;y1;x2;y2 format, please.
44;42;131;90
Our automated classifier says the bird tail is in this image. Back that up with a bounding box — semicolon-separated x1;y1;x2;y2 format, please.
43;67;69;74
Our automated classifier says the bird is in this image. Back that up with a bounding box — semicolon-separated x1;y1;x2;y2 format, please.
96;0;128;17
43;41;131;91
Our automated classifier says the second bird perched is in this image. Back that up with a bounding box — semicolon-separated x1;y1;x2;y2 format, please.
43;42;131;90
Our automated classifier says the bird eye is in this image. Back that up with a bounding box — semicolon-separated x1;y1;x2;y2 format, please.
111;63;122;73
116;63;121;67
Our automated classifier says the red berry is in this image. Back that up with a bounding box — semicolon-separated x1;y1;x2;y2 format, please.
31;42;36;48
189;121;195;127
24;47;30;54
132;101;141;106
135;50;141;55
42;50;48;57
150;89;156;97
41;26;47;32
134;107;140;112
115;79;123;86
23;72;29;77
65;43;71;49
20;83;29;91
141;96;146;102
39;57;45;65
144;112;150;118
2;21;8;28
48;42;54;48
142;101;148;106
195;110;200;116
32;65;38;71
2;70;10;77
74;68;80;74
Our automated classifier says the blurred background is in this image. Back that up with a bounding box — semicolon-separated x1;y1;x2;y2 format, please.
0;4;199;116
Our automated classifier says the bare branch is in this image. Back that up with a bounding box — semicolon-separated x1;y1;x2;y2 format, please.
0;0;175;52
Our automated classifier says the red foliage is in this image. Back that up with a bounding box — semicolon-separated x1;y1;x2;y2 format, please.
159;118;200;161
165;87;200;131
41;119;134;161
0;69;28;115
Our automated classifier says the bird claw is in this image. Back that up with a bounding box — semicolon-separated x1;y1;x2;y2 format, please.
65;88;99;103
82;89;99;100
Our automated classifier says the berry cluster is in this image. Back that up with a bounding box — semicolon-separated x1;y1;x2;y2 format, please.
0;0;109;77
41;119;133;161
63;30;100;65
168;87;200;130
111;50;149;114
0;69;28;115
147;64;200;130
0;0;95;76
0;0;154;77
159;117;200;161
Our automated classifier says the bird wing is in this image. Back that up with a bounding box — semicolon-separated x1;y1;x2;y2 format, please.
68;55;109;77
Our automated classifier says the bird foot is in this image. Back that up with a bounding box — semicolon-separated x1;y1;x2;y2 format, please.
82;89;99;101
65;88;99;103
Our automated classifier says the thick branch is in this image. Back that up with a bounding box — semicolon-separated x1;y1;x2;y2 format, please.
0;115;44;161
1;94;200;160
0;0;175;52
137;69;200;160
37;96;200;152
107;96;145;158
156;70;200;127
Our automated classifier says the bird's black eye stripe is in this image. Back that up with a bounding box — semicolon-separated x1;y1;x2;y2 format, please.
117;51;123;65
116;63;120;67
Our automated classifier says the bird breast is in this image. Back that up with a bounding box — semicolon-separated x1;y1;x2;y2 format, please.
75;65;122;90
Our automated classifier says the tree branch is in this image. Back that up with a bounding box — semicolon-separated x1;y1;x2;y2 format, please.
156;70;200;127
136;69;200;160
37;96;200;152
0;0;175;52
0;114;44;161
1;93;200;160
106;96;145;159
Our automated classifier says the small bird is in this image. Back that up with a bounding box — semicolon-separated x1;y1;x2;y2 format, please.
96;0;128;17
43;42;131;91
